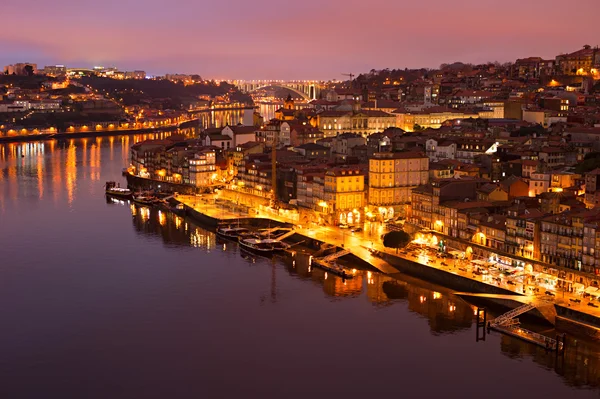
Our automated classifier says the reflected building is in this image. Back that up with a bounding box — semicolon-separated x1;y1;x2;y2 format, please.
128;202;213;248
499;334;600;389
283;254;363;298
0;129;198;212
366;272;394;305
383;278;474;334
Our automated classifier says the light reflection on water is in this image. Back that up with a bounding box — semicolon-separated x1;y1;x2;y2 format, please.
0;134;599;397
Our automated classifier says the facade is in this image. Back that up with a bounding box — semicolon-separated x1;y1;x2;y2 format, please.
129;137;218;187
41;65;67;76
331;133;366;157
425;139;456;162
324;167;365;226
455;140;498;164
505;207;544;263
368;151;429;218
124;70;147;79
189;150;217;186
584;169;600;208
476;183;509;202
555;45;600;76
292;143;330;159
316;108;396;137
221;125;256;147
409;178;487;233
3;63;37;75
394;106;479;132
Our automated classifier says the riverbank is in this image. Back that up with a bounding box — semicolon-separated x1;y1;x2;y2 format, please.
171;193;600;340
0;119;199;144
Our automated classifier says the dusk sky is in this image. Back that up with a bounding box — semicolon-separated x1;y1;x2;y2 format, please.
2;0;597;80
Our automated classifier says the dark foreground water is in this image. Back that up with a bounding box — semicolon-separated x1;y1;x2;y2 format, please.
1;135;599;399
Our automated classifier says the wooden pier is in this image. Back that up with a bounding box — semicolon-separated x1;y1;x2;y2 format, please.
476;306;567;353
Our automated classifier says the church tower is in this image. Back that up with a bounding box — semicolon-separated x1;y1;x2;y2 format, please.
284;94;295;110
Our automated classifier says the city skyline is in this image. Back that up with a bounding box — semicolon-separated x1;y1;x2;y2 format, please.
2;0;598;80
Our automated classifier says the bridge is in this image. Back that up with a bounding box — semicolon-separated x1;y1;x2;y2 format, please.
230;80;325;101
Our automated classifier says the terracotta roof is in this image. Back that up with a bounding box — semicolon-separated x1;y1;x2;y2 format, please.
477;183;502;194
371;151;426;159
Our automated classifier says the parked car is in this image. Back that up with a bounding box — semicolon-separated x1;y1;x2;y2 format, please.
339;224;349;229
351;227;363;233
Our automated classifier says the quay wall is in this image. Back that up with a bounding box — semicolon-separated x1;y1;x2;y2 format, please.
171;198;600;336
0;118;199;144
126;173;198;195
378;252;555;322
379;252;521;296
555;306;600;339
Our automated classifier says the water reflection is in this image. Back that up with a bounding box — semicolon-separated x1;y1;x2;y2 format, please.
123;201;600;390
0;129;197;213
3;132;599;394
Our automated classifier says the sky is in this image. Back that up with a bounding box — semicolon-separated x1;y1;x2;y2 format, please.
1;0;598;80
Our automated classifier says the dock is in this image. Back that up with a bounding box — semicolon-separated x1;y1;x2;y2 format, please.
475;304;566;352
310;249;355;278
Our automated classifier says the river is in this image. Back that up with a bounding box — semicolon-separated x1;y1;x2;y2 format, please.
0;134;599;398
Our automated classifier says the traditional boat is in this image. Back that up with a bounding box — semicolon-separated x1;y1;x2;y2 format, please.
238;237;289;255
132;195;159;206
105;181;133;199
216;226;251;240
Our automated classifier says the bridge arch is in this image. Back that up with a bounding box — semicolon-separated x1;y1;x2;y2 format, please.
248;84;312;101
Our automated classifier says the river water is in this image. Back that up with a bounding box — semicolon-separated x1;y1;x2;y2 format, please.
0;134;599;398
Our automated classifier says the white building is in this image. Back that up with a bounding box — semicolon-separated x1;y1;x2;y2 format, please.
221;125;256;147
425;138;457;162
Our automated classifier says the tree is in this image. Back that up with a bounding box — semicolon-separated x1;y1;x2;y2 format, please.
23;64;34;76
383;230;411;253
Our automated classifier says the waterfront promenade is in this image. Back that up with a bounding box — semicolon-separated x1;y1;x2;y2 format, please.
174;193;600;330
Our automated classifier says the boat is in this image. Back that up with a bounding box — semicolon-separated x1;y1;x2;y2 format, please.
105;181;133;199
238;237;289;255
216;226;251;240
261;238;290;251
312;258;354;279
238;238;277;256
133;195;160;206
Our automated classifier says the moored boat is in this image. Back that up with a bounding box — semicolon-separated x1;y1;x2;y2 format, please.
238;238;276;255
105;181;133;199
216;226;251;240
238;237;289;255
133;195;160;206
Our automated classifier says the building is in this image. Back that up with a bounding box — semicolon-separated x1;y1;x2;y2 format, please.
125;70;147;80
505;206;544;263
331;133;366;157
289;124;323;147
455;140;498;164
409;177;488;233
368;151;429;218
221;125;257;147
425;138;456;162
476;183;509;202
324;166;365;226
555;45;600;76
316;106;396;137
129;136;218;187
189;149;217;186
41;65;67;77
476;215;507;252
3;63;37;75
529;170;551;197
292;143;330;159
393;106;479;132
539;210;600;273
499;175;530;198
584;168;600;208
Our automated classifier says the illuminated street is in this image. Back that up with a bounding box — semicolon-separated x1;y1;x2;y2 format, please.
174;193;600;321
